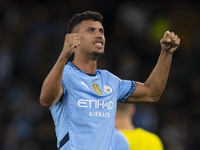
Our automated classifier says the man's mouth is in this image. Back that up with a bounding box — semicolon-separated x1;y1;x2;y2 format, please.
93;41;104;49
94;42;103;46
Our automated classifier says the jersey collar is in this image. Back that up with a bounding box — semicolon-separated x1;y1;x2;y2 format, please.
68;62;96;76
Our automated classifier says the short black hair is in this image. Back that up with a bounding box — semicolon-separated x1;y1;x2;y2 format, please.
67;11;103;33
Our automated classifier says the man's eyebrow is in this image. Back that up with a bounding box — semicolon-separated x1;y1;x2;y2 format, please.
87;26;104;29
86;27;104;33
87;27;95;30
99;28;104;31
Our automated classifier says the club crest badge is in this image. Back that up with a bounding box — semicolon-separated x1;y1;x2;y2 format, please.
92;83;102;95
104;85;112;93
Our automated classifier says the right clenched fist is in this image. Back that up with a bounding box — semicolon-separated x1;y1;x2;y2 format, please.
62;33;80;58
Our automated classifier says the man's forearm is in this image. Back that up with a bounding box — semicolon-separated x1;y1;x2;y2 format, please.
40;52;69;107
40;33;80;107
127;31;180;103
144;49;172;101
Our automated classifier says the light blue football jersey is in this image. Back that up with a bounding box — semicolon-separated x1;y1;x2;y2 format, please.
50;62;136;150
114;129;130;150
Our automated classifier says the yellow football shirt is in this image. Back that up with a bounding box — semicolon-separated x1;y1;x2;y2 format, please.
120;128;163;150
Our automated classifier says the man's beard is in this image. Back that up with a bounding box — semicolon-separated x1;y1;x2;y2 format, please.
91;51;105;60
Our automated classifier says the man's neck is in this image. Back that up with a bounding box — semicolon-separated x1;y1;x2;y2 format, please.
115;117;135;130
72;57;97;74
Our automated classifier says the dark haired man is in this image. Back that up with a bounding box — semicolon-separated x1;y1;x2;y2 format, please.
40;11;180;150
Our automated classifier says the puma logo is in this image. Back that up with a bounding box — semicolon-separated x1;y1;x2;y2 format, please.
81;81;89;90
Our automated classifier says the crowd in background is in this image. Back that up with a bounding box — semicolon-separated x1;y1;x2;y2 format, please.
0;0;200;150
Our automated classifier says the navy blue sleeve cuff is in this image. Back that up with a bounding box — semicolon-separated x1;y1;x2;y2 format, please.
120;81;136;103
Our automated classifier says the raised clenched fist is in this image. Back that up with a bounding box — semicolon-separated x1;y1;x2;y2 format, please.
160;31;180;54
62;33;80;58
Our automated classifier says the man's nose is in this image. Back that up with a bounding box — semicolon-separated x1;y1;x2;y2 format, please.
95;32;103;39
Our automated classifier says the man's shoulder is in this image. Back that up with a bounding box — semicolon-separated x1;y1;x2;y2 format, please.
97;69;109;73
97;69;117;77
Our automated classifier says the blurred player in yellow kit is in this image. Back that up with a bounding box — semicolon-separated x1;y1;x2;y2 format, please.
115;103;163;150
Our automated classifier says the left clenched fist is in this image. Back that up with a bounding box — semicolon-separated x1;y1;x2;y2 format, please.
160;31;180;54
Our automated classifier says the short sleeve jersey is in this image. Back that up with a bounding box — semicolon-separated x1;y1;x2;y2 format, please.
50;62;136;150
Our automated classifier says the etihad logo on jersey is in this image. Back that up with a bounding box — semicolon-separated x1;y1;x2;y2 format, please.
92;83;102;95
77;99;114;109
77;99;113;118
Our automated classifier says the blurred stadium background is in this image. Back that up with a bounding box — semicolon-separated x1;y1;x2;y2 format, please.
0;0;200;150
